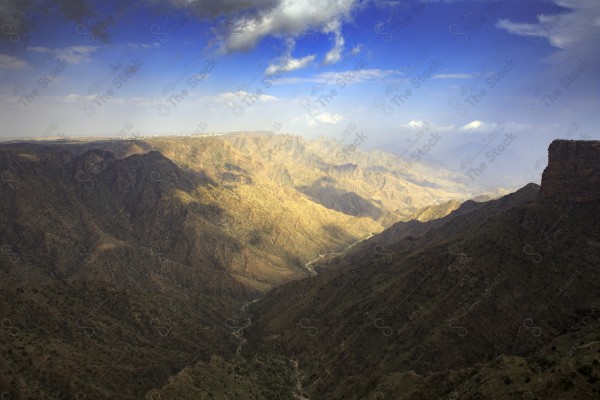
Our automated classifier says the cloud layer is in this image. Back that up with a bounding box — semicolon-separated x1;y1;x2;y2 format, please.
208;0;356;53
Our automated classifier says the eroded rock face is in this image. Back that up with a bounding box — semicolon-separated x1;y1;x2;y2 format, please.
540;140;600;200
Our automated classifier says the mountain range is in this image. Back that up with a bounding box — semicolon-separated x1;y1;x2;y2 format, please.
0;136;598;399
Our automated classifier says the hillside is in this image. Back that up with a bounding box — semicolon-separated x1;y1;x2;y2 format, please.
0;139;379;399
146;140;600;399
0;132;470;399
221;133;471;224
407;199;462;222
234;140;600;399
3;137;598;400
0;140;382;290
0;146;245;398
243;194;599;398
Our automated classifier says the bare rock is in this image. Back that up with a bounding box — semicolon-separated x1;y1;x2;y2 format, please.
540;139;600;200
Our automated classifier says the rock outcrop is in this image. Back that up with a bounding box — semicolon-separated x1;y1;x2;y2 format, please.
540;139;600;200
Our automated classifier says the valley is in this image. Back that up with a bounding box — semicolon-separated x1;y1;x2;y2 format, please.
148;139;600;399
0;136;598;399
0;133;471;399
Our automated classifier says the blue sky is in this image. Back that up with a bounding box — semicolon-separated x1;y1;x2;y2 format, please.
1;0;599;188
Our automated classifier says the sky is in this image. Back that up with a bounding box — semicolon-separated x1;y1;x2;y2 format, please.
0;0;599;189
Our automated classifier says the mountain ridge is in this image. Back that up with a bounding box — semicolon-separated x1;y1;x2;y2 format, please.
3;138;599;400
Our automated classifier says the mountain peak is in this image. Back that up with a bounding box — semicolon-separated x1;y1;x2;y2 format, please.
540;139;600;201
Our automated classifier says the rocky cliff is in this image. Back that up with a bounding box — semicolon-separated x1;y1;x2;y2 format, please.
540;139;600;200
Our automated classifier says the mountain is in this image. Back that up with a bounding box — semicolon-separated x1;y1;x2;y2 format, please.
4;137;598;400
0;147;246;399
540;139;600;201
1;139;382;290
0;139;380;399
0;132;471;399
159;139;598;400
221;133;472;224
407;199;462;222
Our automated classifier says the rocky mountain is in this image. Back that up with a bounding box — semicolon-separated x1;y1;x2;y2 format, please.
1;139;383;288
221;132;472;224
540;139;600;201
3;137;599;400
0;138;380;399
147;140;600;399
0;147;244;399
407;199;462;222
0;132;472;399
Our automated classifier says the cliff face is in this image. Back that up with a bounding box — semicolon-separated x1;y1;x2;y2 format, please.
540;140;600;200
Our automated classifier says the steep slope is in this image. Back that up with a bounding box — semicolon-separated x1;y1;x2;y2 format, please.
145;140;599;399
244;190;599;399
0;141;380;399
236;141;600;399
1;140;381;290
133;136;382;288
306;184;539;273
408;199;462;222
378;182;540;249
0;147;248;399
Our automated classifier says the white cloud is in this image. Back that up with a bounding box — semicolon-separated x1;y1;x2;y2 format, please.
212;0;356;53
404;120;455;132
315;112;343;124
433;73;473;79
0;54;29;70
218;90;278;102
324;28;345;65
407;120;428;129
496;0;600;104
461;120;484;131
350;44;362;55
458;120;532;133
307;111;343;126
170;1;359;72
262;36;317;76
184;0;357;70
271;68;403;85
28;46;97;64
265;54;316;76
496;1;600;51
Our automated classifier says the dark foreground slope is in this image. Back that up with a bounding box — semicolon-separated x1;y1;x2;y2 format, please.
146;188;600;399
245;192;599;399
0;147;249;399
238;140;600;399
